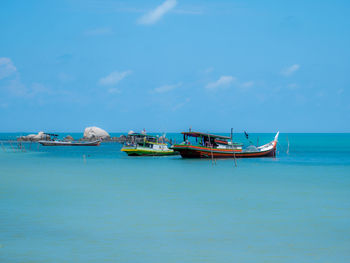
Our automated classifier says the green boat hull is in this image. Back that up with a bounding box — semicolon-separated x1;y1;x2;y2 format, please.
121;147;179;156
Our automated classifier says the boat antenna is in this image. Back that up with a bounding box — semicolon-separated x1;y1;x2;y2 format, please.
244;130;254;145
231;128;237;167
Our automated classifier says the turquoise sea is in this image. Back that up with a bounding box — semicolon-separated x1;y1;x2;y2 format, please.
1;133;350;263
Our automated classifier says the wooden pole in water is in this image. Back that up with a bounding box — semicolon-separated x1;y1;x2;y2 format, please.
9;141;16;152
1;141;6;152
208;134;214;165
231;128;237;167
21;142;26;152
286;135;290;155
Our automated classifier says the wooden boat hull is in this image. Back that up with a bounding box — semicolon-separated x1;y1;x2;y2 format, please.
38;140;101;146
172;145;275;158
172;132;279;159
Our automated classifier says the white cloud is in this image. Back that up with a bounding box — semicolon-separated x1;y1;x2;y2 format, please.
287;83;299;90
138;0;177;25
203;67;214;74
108;88;121;94
241;81;254;88
99;70;132;86
281;64;300;76
84;27;113;36
0;58;53;99
153;83;181;93
5;78;27;96
0;102;8;108
172;8;203;15
205;76;236;90
337;88;344;95
172;98;190;111
0;57;17;80
4;80;52;97
58;73;74;82
31;83;52;95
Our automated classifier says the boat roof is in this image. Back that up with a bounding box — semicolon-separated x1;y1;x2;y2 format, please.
182;131;231;140
128;133;158;139
44;133;59;137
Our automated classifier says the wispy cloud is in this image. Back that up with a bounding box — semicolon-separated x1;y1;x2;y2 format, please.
172;98;190;111
0;102;8;108
99;70;132;86
138;0;177;25
58;73;75;83
4;78;51;97
0;58;57;100
5;78;27;96
287;83;299;90
0;57;17;80
172;8;203;15
203;67;214;74
337;88;344;95
240;81;254;89
30;83;52;96
153;83;182;93
281;64;300;76
84;27;113;36
108;88;122;94
205;76;236;90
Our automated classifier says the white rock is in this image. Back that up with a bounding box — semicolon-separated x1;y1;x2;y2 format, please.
128;130;135;135
83;127;110;140
19;131;50;141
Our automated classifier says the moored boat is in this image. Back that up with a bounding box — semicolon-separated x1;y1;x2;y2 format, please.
38;140;101;146
171;131;279;158
121;133;178;156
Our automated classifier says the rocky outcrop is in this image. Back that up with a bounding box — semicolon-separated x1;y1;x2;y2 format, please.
83;127;110;141
18;131;50;142
64;135;74;141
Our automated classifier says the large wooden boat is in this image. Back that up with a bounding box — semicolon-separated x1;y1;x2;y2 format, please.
171;131;279;158
38;140;101;146
121;133;178;156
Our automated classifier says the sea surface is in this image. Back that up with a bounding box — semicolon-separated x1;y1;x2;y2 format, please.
1;133;350;263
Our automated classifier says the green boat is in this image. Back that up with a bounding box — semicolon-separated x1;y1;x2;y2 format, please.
121;133;178;156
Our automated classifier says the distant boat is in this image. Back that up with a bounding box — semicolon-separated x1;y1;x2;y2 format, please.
121;133;178;156
171;131;279;158
38;140;101;146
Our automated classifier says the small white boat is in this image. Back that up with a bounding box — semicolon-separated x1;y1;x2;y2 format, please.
38;140;101;146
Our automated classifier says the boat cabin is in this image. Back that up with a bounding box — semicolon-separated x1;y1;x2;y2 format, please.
125;133;166;148
181;131;243;150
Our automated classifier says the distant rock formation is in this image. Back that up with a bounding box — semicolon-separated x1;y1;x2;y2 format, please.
83;127;110;141
18;131;50;142
64;135;74;141
112;135;127;143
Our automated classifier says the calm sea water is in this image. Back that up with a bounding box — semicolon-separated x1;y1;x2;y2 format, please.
1;133;350;263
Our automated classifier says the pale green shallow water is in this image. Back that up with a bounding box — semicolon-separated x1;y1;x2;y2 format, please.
0;133;350;262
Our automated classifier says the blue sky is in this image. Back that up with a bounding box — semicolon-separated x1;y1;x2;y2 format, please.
0;0;349;133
